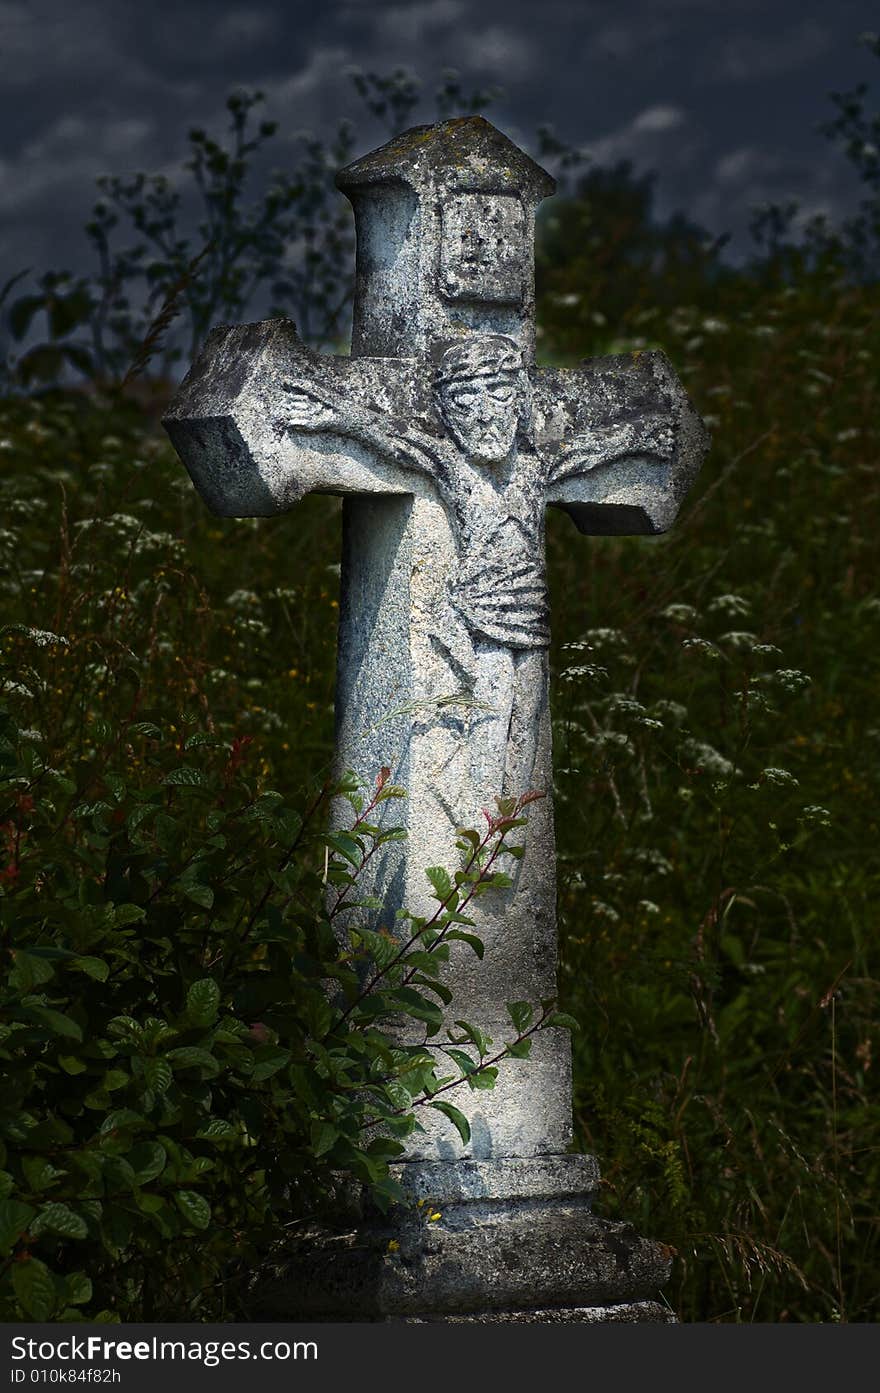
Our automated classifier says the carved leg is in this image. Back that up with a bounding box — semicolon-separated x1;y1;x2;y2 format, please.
503;648;547;798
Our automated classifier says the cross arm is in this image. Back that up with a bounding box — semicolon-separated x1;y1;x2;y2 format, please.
535;349;709;536
162;318;437;517
279;378;454;488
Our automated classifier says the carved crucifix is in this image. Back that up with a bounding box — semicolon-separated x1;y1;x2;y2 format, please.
163;117;708;1165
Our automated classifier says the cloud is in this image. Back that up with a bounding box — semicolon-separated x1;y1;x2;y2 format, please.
592;25;642;60
633;106;686;134
460;26;534;79
0;0;128;90
257;47;356;134
707;21;830;83
1;112;157;214
693;135;843;258
211;8;278;51
715;146;771;183
372;0;465;44
581;104;688;166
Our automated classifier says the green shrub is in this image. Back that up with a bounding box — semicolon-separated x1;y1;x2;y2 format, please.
0;394;554;1321
548;272;880;1322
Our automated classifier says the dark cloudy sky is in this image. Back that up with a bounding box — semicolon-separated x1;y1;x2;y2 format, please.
3;0;879;307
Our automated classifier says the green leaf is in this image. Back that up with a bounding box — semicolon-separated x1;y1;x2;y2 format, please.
429;1100;470;1145
184;732;225;750
445;930;484;959
9;950;55;991
250;1046;291;1082
543;1012;580;1031
162;767;208;787
12;1257;56;1320
127;1142;167;1185
174;1190;211;1230
63;1272;93;1306
468;1066;498;1091
194;1119;238;1141
375;784;407;802
425;865;453;899
143;1059;173;1094
8;293;46;342
451;1020;492;1057
444;1047;477;1075
382;1081;413;1111
0;1199;36;1254
107;904;146;928
22;1156;63;1192
181;879;214;908
505;1038;532;1059
98;1109;147;1136
186;977;220;1026
164;1047;219;1075
107;1016;141;1041
103;771;126;802
72;955;110;981
455;827;481;849
310;1120;339;1157
390;988;443;1034
324;831;363;868
49;287;93;339
356;928;399;969
72;800;113;820
506;1001;534;1034
101;1209;133;1258
26;1007;82;1042
58;1055;87;1075
485;871;513;889
31;1202;88;1240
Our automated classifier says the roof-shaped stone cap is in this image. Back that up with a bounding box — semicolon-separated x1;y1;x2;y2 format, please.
336;114;556;202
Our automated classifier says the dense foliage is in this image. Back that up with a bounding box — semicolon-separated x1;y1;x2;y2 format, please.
1;56;878;1321
0;394;559;1320
548;274;879;1322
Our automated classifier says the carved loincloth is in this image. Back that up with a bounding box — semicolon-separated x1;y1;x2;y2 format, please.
450;553;550;650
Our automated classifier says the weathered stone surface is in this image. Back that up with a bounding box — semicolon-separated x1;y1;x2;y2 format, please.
389;1154;599;1204
252;1197;675;1320
336;116;554;361
163;115;708;1320
400;1301;675;1323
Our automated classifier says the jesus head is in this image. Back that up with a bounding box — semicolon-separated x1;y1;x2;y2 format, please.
434;334;528;466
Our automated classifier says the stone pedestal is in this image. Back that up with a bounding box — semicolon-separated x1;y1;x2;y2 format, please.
250;1157;675;1323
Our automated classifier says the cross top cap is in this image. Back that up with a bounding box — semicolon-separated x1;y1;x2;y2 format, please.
336;114;556;201
433;334;524;386
336;115;554;360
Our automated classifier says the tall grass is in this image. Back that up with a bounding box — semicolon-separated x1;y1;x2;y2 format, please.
3;260;876;1319
548;271;880;1321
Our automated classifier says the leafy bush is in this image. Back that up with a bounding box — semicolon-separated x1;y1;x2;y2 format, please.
0;396;555;1321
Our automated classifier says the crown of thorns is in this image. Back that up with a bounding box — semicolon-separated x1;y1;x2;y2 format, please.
433;335;524;386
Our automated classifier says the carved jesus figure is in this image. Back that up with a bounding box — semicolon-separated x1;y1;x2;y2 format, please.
280;333;673;798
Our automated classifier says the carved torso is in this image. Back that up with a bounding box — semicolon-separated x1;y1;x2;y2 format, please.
438;445;550;650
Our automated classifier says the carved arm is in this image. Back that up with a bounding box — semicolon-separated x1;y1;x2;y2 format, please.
279;379;448;481
546;414;674;485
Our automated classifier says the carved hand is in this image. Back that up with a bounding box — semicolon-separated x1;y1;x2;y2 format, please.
280;381;343;433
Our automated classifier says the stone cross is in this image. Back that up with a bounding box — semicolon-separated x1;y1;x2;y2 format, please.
163;118;708;1317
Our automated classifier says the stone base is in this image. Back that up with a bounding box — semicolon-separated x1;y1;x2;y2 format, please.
400;1302;674;1323
250;1157;675;1323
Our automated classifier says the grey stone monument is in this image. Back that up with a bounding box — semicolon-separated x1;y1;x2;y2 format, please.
163;116;708;1322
